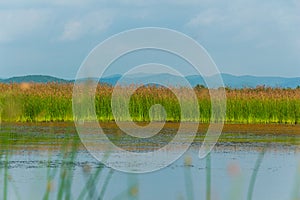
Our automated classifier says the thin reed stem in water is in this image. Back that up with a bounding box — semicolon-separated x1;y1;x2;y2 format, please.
247;149;265;200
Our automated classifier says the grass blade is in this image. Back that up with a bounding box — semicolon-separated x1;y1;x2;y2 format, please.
98;169;114;200
206;153;211;200
247;149;265;200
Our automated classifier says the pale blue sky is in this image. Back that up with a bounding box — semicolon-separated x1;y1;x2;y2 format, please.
0;0;300;79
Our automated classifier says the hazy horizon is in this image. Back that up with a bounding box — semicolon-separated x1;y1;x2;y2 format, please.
1;72;300;81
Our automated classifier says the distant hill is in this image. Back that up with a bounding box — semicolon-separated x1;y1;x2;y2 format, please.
0;73;299;88
102;73;300;88
217;74;300;88
99;74;122;85
0;75;71;83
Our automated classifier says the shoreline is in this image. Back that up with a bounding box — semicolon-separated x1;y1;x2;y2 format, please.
1;121;300;135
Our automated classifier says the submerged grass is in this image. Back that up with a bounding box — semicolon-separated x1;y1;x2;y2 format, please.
43;156;59;200
98;169;114;200
184;155;194;200
0;125;134;200
0;129;21;200
247;149;266;200
0;83;299;124
3;151;8;200
206;153;211;200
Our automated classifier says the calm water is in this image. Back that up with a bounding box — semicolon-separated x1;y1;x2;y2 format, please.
1;123;300;200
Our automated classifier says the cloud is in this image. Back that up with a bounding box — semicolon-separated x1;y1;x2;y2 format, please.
187;9;225;27
0;0;96;7
113;0;211;7
186;1;300;43
0;0;210;7
0;9;51;43
60;11;114;41
60;21;82;41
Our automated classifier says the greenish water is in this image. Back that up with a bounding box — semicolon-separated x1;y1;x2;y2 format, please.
0;123;300;200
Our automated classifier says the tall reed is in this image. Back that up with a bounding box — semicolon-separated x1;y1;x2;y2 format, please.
0;83;299;124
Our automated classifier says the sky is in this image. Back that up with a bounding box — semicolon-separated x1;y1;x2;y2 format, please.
0;0;300;79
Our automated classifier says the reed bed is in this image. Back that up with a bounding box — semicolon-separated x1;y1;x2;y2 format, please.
0;83;299;124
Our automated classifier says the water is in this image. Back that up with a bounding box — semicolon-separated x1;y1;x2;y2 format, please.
1;123;300;200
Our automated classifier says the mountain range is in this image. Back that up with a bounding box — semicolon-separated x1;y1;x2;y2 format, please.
0;73;299;88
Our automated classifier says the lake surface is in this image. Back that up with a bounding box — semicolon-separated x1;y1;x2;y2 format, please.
1;123;300;200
